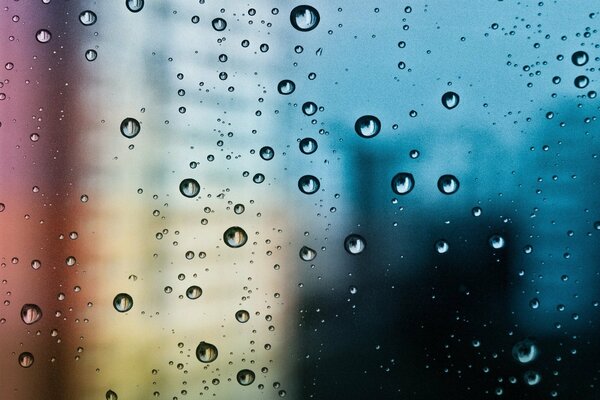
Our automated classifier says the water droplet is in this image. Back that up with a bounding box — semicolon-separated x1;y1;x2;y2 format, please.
223;226;248;248
441;91;460;109
299;246;317;261
113;293;133;312
120;117;140;138
212;17;227;31
106;389;118;400
234;204;245;214
21;304;42;324
35;29;51;43
512;339;538;363
290;5;320;32
277;79;295;95
574;75;589;89
125;0;144;13
79;10;97;26
391;172;415;195
235;309;250;323
186;285;202;300
299;138;318;155
18;352;34;368
31;259;41;269
259;146;274;160
437;174;460;195
489;234;505;249
344;234;366;255
529;298;540;309
354;115;381;138
196;341;218;363
298;175;320;194
236;369;256;385
571;50;588;66
85;49;97;61
523;370;541;386
179;178;200;198
435;240;449;254
302;101;317;116
472;207;482;216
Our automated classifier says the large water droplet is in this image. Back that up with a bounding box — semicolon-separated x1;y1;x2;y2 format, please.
299;246;317;261
79;10;97;26
212;17;227;31
571;50;588;66
196;341;218;363
524;370;541;386
437;174;460;195
179;178;200;198
344;234;366;255
302;101;317;116
354;115;381;138
18;352;34;368
186;285;202;300
223;226;248;248
277;79;296;95
113;293;133;312
529;297;540;309
35;29;51;43
299;138;318;154
106;389;118;400
512;339;538;363
488;234;505;249
236;369;256;385
290;5;320;32
435;240;449;254
85;49;97;61
574;75;589;89
441;91;460;109
298;175;320;194
21;304;42;325
259;146;275;160
125;0;144;13
391;172;415;195
120;117;140;138
235;309;250;323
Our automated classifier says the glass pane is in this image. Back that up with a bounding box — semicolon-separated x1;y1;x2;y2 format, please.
1;1;599;398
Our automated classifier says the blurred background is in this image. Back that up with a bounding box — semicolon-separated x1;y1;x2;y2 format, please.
1;1;600;399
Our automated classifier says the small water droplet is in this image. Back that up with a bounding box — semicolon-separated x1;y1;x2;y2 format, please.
524;370;541;386
299;246;317;261
113;293;133;312
186;285;202;299
298;175;320;194
290;5;320;32
259;146;274;160
196;341;218;363
35;29;51;43
236;369;256;385
125;0;144;13
441;91;460;109
354;115;381;138
31;259;41;270
512;339;538;363
79;10;97;26
529;298;540;309
21;304;42;324
212;17;227;31
302;101;317;116
391;172;415;195
85;49;97;61
489;234;505;249
437;175;460;194
344;234;366;255
179;178;200;198
571;50;588;66
299;138;318;155
435;240;449;254
223;226;248;248
277;79;296;95
234;203;245;214
574;75;589;89
18;352;34;368
120;117;140;138
235;309;250;323
106;389;118;400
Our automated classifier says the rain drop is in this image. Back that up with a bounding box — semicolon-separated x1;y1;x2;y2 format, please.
113;293;133;312
185;285;202;300
489;234;505;249
574;75;589;89
21;304;42;325
299;138;318;154
290;5;320;32
391;172;415;195
259;146;274;160
106;389;118;400
302;101;317;116
120;117;140;138
236;369;256;386
277;79;296;95
529;298;540;309
125;0;144;13
196;341;218;363
435;240;449;254
441;91;460;109
354;115;381;138
437;174;460;195
299;246;317;261
512;338;538;363
234;203;245;214
35;29;51;43
179;178;200;198
223;226;248;248
18;352;34;368
79;10;97;26
298;175;320;194
85;49;97;61
212;17;226;31
571;50;588;66
524;370;541;386
235;309;250;323
344;234;366;255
